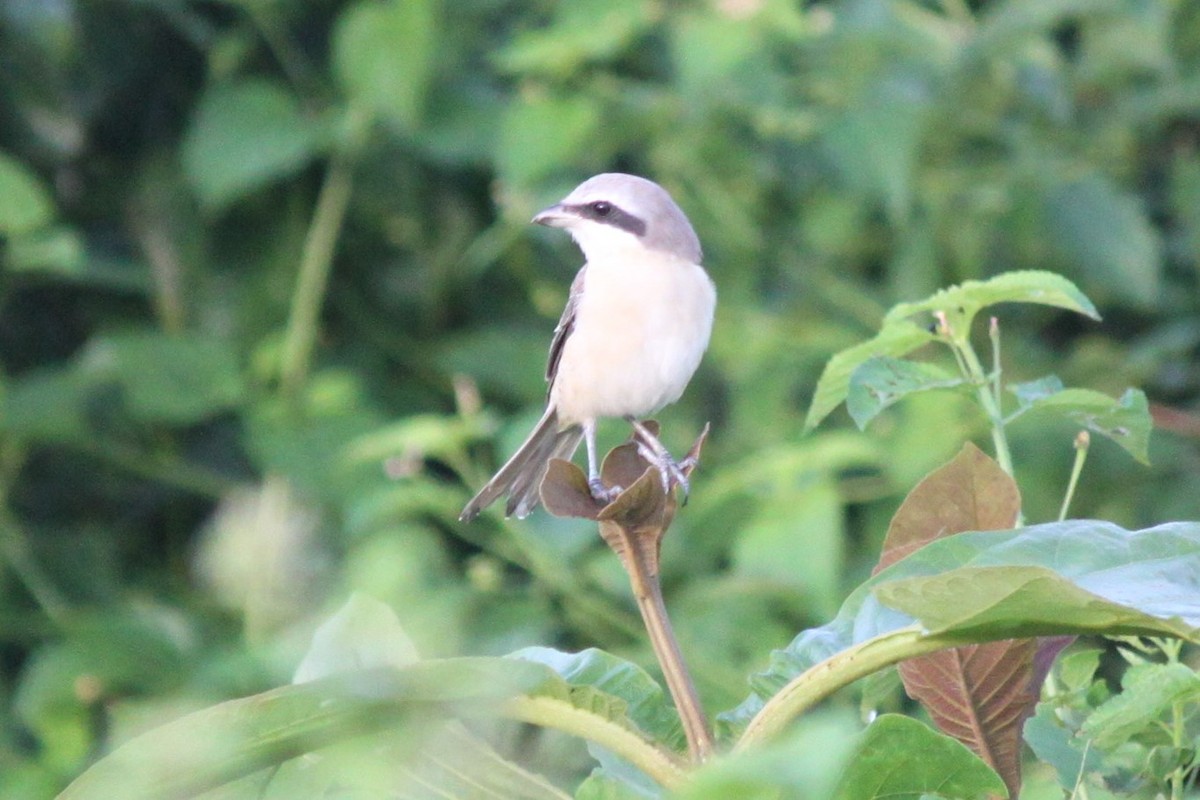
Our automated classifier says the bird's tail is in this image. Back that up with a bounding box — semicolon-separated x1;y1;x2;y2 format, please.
460;407;583;521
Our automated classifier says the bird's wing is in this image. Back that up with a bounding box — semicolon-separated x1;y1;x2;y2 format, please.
545;265;586;393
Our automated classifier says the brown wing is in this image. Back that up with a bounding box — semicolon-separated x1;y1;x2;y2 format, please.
545;266;586;394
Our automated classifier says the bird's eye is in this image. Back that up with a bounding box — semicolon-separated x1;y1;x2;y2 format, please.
590;201;613;217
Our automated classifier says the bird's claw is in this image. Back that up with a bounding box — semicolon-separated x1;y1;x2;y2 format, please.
635;443;691;501
588;476;622;503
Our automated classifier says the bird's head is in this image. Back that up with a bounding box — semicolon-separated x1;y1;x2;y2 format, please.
533;173;702;265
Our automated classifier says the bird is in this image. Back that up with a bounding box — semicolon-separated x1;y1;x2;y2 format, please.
460;173;716;521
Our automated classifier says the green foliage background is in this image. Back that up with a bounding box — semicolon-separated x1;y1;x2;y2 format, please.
0;0;1198;795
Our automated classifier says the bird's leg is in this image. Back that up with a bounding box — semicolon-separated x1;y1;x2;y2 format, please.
585;419;621;502
625;417;691;498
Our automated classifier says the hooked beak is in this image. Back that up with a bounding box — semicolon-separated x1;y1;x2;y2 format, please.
532;203;573;227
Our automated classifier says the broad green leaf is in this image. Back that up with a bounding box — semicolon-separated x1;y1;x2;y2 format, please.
832;715;1007;800
0;150;54;235
79;332;245;424
1009;385;1152;464
511;647;684;752
720;521;1200;736
1042;175;1160;308
875;563;1198;641
60;656;680;799
804;320;936;431
333;0;436;130
884;270;1100;327
495;0;653;77
1080;662;1200;749
182;78;326;210
293;594;420;684
845;356;963;429
496;94;603;188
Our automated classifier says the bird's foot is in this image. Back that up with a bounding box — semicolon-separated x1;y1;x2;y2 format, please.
635;443;692;501
588;476;623;503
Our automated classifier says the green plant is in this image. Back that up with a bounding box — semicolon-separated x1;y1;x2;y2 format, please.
58;273;1198;799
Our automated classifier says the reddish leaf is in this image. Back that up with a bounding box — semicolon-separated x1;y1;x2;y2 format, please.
876;442;1045;799
874;442;1019;574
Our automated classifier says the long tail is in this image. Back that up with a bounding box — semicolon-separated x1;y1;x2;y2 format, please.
460;407;583;521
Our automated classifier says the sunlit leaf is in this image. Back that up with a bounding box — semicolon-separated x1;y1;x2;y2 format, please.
832;715;1007;800
496;94;603;187
60;656;679;799
293;594;420;684
884;270;1100;327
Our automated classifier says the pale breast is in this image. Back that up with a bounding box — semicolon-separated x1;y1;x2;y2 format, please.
550;253;715;425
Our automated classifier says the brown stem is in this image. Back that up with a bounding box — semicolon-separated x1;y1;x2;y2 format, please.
622;530;714;762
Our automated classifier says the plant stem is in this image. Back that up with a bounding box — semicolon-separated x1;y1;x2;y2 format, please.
956;336;1015;478
1057;431;1090;522
624;538;714;762
736;625;953;751
279;108;369;398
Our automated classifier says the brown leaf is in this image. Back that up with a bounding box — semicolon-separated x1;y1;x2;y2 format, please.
898;640;1037;798
874;441;1020;574
878;442;1034;798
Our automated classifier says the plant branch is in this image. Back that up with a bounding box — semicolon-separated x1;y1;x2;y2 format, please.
279;108;369;398
1057;431;1090;521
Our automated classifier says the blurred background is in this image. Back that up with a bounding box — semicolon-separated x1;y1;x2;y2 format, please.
0;0;1198;795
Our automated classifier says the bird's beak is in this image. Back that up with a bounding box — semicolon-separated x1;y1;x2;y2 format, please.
532;203;571;227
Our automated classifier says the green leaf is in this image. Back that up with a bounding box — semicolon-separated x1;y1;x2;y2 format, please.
0;151;53;235
1009;385;1152;464
333;0;436;130
674;711;860;800
496;94;603;187
1080;662;1200;749
79;332;245;424
805;320;936;431
511;647;684;752
874;563;1199;641
884;270;1101;327
833;715;1007;800
0;150;54;235
182;78;326;210
845;356;963;429
1042;175;1161;308
495;0;653;77
60;656;682;799
720;520;1200;736
293;594;420;683
1023;705;1104;790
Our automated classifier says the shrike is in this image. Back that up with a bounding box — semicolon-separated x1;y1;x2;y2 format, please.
460;173;716;521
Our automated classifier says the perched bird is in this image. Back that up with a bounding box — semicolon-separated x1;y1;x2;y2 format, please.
460;173;717;521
